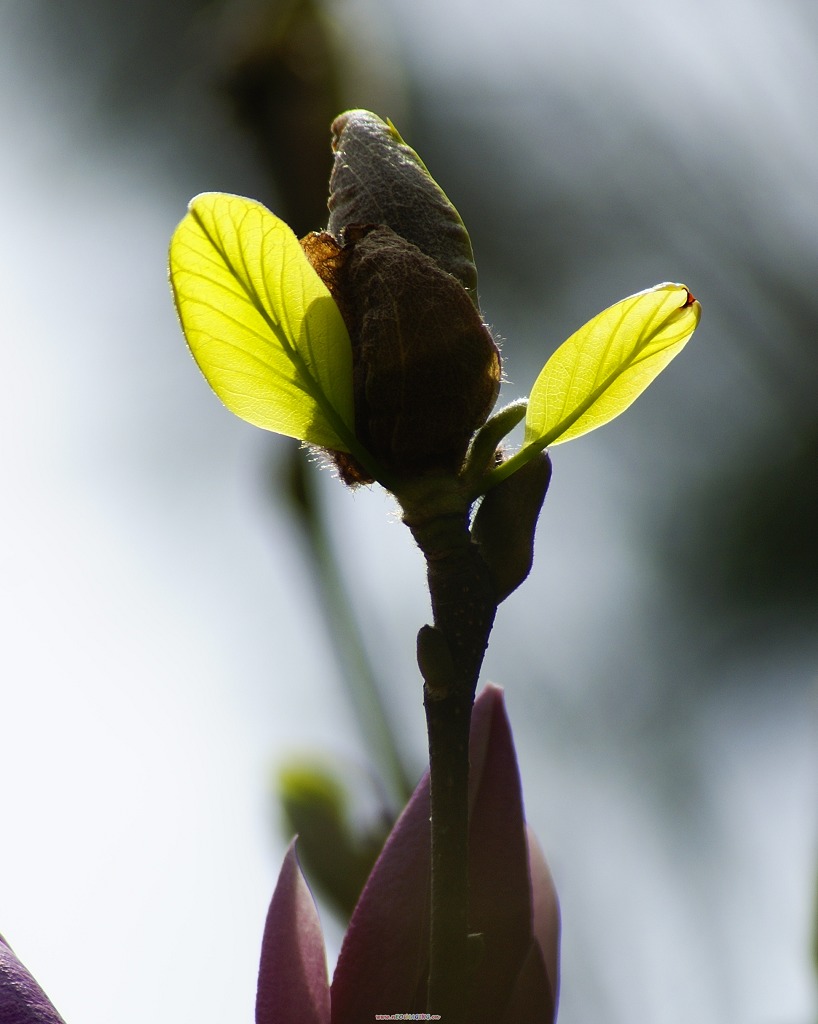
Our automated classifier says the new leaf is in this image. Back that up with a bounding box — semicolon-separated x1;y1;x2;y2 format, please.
525;283;701;448
169;193;355;451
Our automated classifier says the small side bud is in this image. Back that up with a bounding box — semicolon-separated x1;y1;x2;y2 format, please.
471;452;552;603
417;624;456;700
462;399;529;490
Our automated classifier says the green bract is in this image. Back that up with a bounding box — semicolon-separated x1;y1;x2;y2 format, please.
169;192;356;452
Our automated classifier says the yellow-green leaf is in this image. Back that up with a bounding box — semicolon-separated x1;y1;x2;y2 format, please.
525;283;701;448
169;192;354;451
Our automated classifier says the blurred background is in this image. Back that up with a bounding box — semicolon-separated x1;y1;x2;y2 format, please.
1;0;816;1022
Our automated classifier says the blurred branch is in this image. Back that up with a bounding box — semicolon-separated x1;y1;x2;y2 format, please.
278;756;392;919
279;449;415;809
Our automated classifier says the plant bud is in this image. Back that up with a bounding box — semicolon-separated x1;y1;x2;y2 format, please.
471;451;552;602
302;224;500;483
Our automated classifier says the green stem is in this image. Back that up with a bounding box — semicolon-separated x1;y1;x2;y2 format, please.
476;438;546;496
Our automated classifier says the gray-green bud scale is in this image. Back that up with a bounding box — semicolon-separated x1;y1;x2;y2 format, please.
328;110;479;306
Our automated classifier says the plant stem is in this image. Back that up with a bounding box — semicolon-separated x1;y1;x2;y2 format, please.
423;685;474;1019
405;499;497;1022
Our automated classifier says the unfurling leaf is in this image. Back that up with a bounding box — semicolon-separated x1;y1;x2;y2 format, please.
169;192;355;451
525;283;701;448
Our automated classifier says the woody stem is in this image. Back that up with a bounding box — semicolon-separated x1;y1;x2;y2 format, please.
406;502;497;1022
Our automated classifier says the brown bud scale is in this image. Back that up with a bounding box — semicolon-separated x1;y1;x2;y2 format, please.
303;225;500;484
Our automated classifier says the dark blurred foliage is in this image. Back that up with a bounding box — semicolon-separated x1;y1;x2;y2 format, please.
684;421;818;633
18;0;214;164
219;0;342;233
406;93;818;658
16;0;356;218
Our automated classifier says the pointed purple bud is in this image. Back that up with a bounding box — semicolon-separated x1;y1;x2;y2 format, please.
527;827;560;1012
330;771;432;1018
497;830;561;1023
0;934;66;1024
466;685;536;1022
256;841;330;1024
331;684;560;1023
